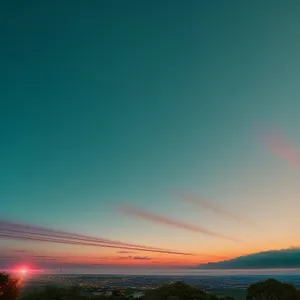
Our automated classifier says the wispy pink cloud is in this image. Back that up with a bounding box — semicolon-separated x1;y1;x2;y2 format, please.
119;205;239;242
263;132;300;170
179;193;254;226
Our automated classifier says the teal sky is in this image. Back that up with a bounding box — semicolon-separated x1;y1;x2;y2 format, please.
1;1;300;267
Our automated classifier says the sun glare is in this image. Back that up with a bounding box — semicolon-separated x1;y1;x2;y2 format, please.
14;266;29;276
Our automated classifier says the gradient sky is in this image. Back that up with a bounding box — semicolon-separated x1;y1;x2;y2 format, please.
1;0;300;270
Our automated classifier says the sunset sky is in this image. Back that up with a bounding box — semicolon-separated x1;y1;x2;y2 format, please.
1;1;300;271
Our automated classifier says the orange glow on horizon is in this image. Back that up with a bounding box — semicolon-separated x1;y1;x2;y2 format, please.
7;243;297;269
22;252;235;268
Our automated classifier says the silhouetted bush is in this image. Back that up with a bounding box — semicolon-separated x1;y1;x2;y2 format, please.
143;281;214;300
0;273;20;300
247;278;300;300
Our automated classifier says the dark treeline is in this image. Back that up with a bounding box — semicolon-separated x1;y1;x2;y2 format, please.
1;273;300;300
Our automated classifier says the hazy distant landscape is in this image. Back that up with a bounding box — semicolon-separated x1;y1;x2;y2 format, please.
20;271;300;300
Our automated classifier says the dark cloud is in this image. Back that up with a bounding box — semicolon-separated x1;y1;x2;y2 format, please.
117;256;151;260
198;248;300;269
11;249;28;253
133;256;151;260
116;251;136;254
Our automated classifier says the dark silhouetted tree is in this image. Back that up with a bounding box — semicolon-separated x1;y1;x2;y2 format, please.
143;281;213;300
247;278;300;300
0;273;20;300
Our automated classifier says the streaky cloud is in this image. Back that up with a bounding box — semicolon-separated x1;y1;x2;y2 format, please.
0;219;192;256
179;193;255;226
263;132;300;170
119;205;239;242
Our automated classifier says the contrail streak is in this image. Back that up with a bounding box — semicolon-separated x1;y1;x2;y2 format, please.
0;220;191;256
0;220;163;251
0;232;190;255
